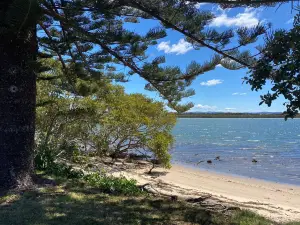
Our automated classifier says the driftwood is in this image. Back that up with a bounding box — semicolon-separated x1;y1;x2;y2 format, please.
138;183;241;214
186;194;212;203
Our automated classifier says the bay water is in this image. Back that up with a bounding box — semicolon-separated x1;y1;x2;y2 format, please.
171;118;300;185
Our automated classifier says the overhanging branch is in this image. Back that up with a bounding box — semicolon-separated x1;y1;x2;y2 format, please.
129;1;252;68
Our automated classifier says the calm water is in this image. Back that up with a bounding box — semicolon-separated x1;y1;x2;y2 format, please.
171;118;300;185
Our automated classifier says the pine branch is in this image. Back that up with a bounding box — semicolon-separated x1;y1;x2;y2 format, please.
130;1;252;68
41;7;178;104
49;0;76;64
39;0;280;111
39;22;67;70
38;22;78;93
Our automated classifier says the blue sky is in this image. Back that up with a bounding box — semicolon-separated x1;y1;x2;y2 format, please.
120;3;296;113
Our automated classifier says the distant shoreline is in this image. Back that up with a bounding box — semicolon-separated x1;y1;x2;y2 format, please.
176;113;297;118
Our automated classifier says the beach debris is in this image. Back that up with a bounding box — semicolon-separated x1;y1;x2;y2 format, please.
252;159;258;163
170;195;178;201
215;156;220;161
186;194;212;203
207;160;212;164
196;160;204;165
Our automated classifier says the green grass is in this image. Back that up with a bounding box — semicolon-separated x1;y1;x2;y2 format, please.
0;177;298;225
229;211;273;225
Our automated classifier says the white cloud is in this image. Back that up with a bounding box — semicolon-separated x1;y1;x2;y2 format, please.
195;3;208;9
286;18;294;24
232;92;247;96
210;8;260;28
157;39;193;55
185;1;208;9
200;79;223;86
194;104;217;110
225;107;236;111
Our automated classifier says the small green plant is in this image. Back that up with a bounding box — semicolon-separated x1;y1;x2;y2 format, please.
47;163;85;179
35;152;142;196
35;144;84;179
71;150;89;165
84;173;143;196
34;145;56;170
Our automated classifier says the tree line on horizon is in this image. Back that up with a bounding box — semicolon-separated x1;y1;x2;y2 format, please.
176;112;296;118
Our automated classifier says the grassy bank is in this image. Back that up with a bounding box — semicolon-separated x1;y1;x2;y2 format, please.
1;174;299;225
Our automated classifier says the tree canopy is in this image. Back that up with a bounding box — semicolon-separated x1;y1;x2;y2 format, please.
246;12;300;118
21;0;272;111
36;59;176;170
4;0;297;112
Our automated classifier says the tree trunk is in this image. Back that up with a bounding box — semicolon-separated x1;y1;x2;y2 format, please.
0;3;37;190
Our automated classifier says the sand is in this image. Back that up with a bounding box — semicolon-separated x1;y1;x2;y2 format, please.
110;161;300;223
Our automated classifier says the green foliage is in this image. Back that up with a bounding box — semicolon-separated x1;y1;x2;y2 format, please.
34;60;174;194
35;153;85;179
246;13;300;119
230;210;271;225
19;0;267;112
26;0;293;115
35;151;142;195
46;163;85;179
148;132;173;169
35;60;176;169
34;143;84;179
71;150;89;165
36;152;142;196
84;173;143;196
34;145;56;170
95;90;176;168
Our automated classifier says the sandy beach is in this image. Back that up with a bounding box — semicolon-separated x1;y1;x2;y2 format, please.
110;161;300;223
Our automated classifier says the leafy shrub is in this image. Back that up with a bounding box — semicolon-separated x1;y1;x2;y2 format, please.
71;150;89;164
34;145;56;170
36;77;176;170
35;152;142;195
47;163;85;179
59;141;79;159
35;143;84;179
84;173;143;196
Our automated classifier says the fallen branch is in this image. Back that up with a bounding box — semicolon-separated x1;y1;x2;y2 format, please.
139;182;241;214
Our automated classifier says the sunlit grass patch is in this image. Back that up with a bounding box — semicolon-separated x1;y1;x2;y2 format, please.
45;212;66;219
38;186;65;194
67;192;85;201
0;194;20;204
230;210;272;225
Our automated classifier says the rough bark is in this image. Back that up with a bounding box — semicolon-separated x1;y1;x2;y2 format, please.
0;2;37;190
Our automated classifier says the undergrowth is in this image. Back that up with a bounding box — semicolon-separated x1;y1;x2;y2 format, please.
34;146;142;196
